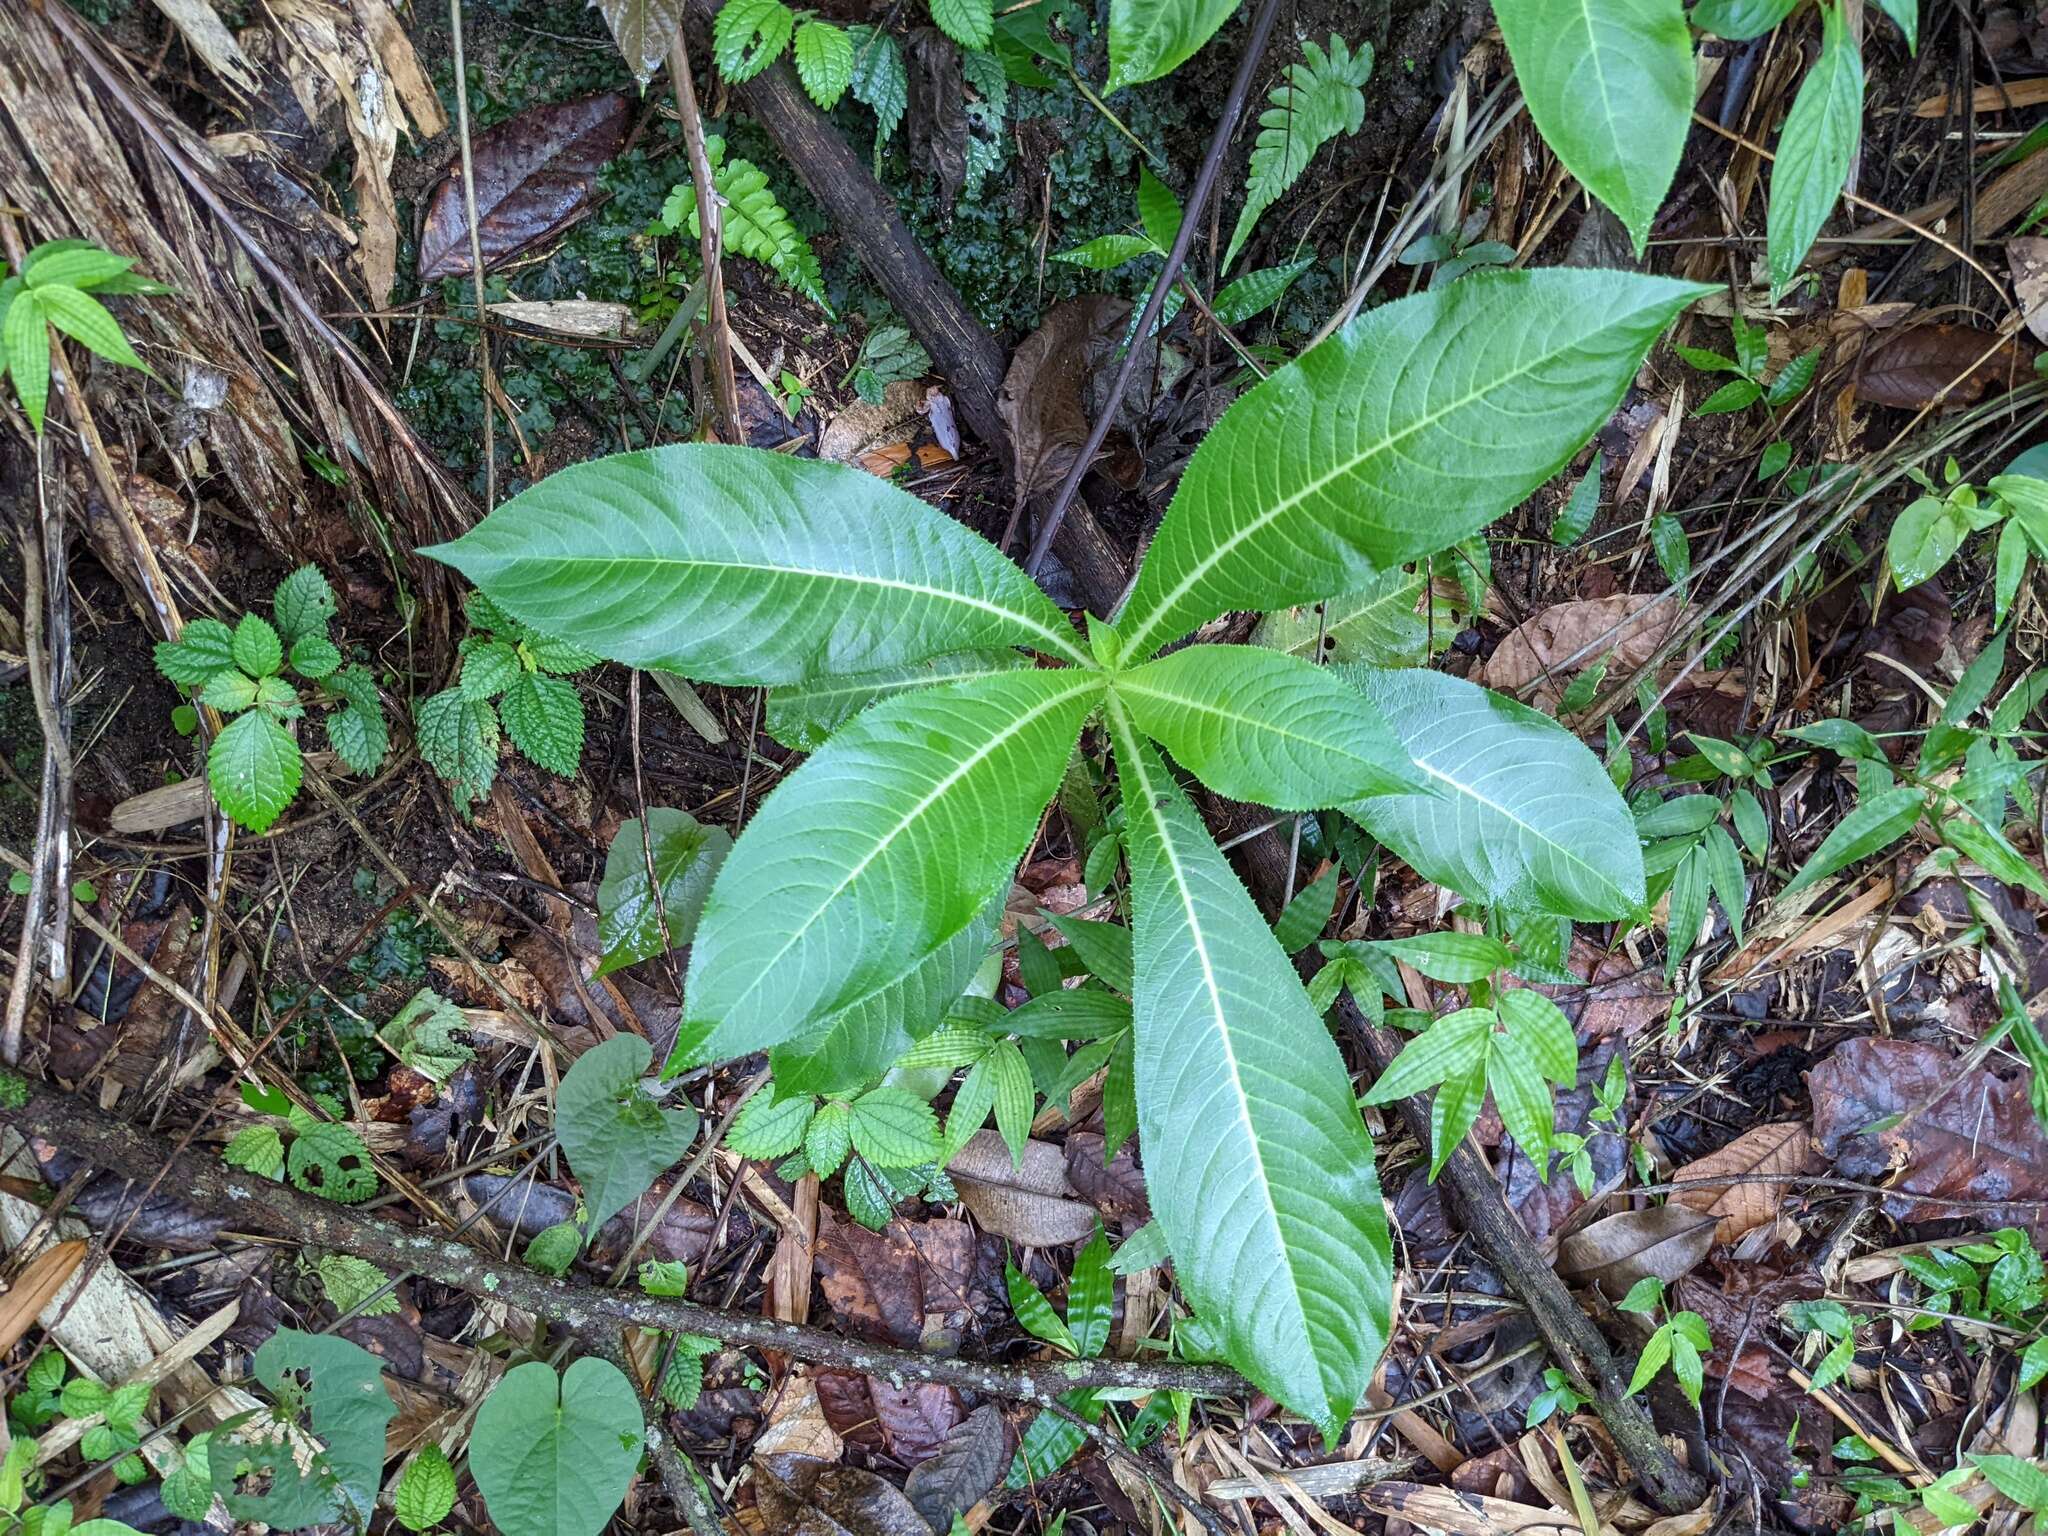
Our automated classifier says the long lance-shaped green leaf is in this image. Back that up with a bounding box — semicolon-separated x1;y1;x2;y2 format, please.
1114;644;1426;807
1333;664;1646;920
1113;270;1711;665
677;669;1101;1069
1494;0;1693;255
422;445;1090;684
1765;2;1863;299
1109;702;1391;1440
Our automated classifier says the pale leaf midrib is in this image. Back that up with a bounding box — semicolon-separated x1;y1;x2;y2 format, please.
1116;673;1387;768
482;550;1090;667
1115;293;1672;663
1111;702;1315;1382
708;672;1100;1026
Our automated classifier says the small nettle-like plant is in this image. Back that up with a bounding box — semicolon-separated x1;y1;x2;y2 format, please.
427;266;1709;1438
1887;464;2048;625
415;590;598;810
152;566;388;833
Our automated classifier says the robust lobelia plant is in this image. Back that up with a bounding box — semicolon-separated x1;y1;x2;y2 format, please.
424;266;1709;1438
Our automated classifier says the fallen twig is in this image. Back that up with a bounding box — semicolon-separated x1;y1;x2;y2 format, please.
3;1083;1249;1404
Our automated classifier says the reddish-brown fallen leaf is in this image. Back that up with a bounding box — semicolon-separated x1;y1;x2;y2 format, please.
1854;325;2033;411
812;1374;965;1464
416;94;628;281
1671;1122;1819;1245
1063;1132;1151;1224
1810;1037;2048;1239
813;1211;983;1351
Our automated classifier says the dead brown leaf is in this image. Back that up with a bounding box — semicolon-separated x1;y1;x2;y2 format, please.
813;1210;982;1351
903;1404;1009;1530
1556;1205;1718;1297
997;295;1128;507
1062;1132;1150;1224
1479;595;1686;706
1670;1122;1819;1245
816;1372;965;1463
1854;325;2033;411
946;1132;1097;1247
753;1453;930;1536
1810;1037;2048;1239
416;93;629;282
2011;237;2048;346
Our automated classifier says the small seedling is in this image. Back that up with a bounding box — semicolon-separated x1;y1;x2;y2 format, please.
415;589;598;811
1677;309;1818;418
152;566;386;833
842;323;929;405
1619;1277;1712;1409
222;1082;377;1203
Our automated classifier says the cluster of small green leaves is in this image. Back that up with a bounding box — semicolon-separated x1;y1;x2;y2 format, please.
842;324;930;405
427;264;1709;1437
1003;1227;1147;1484
1397;211;1516;290
0;1433;148;1536
8;1355;150;1486
712;0;996;106
638;1260;722;1409
416;589;597;811
1630;732;1771;979
1773;630;2047;909
1900;1227;2046;1332
656;139;832;316
153;566;386;833
1618;1277;1713;1409
221;1083;377;1203
726;1080;954;1228
1352;933;1579;1176
1677;310;1819;420
2;239;168;432
1055;165;1317;331
1888;465;2048;626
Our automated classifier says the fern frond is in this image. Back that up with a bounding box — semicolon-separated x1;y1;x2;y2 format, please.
661;140;834;317
1225;35;1372;269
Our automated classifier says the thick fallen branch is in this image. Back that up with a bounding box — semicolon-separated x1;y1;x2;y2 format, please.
4;1084;1244;1403
674;0;1128;615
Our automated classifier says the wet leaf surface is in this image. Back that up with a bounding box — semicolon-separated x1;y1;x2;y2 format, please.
416;94;629;282
1810;1037;2048;1239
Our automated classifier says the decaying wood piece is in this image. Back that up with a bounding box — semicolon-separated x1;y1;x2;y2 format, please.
0;0;473;607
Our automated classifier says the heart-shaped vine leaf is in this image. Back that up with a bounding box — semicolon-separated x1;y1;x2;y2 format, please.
556;1034;699;1240
471;1359;643;1536
216;1330;395;1528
